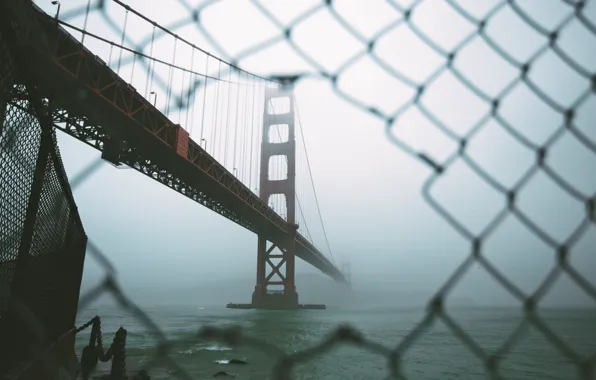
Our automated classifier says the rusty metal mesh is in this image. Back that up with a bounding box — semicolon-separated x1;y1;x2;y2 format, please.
1;0;596;379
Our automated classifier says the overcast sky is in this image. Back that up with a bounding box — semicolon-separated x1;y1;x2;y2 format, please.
31;0;596;308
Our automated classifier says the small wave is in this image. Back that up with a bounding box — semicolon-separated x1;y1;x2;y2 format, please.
214;359;248;365
176;345;233;355
202;345;232;352
197;307;206;310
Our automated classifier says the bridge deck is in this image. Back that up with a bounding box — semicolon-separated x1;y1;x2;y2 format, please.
11;1;345;282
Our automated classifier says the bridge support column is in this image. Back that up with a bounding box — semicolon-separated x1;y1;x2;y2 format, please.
228;83;313;310
226;84;327;311
252;84;299;309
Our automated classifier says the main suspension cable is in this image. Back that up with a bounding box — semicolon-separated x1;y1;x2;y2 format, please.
295;99;336;266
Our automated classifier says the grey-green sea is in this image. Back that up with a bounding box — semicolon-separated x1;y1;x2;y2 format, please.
75;305;596;380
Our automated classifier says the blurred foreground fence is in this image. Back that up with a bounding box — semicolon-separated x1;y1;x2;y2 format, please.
1;0;596;379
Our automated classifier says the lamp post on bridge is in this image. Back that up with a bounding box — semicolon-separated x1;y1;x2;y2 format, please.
201;138;207;152
51;1;61;21
150;91;157;107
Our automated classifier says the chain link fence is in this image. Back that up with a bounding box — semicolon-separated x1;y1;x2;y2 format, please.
1;0;596;379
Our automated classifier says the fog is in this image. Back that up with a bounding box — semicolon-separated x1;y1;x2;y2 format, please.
32;0;596;310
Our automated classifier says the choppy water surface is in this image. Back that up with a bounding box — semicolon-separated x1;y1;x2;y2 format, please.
76;305;596;379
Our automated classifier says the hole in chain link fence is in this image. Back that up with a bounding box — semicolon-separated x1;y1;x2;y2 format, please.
410;0;477;53
535;276;596;372
292;8;363;73
584;1;596;23
515;170;586;245
389;106;458;164
400;319;486;380
256;0;320;25
481;214;555;296
528;49;590;109
514;1;575;31
453;35;520;99
465;118;534;189
546;131;596;197
498;81;562;146
499;323;580;380
444;260;527;335
240;41;312;76
452;0;502;21
374;22;445;84
338;55;415;116
294;343;388;380
557;18;596;73
420;71;491;137
202;0;279;59
567;226;596;291
569;93;596;146
485;5;548;63
427;159;505;237
540;271;596;313
333;0;402;40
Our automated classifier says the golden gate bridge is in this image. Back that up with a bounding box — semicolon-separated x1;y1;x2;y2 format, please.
43;0;346;297
0;0;348;378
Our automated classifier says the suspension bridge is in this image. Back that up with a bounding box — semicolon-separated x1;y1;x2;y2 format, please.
1;0;347;314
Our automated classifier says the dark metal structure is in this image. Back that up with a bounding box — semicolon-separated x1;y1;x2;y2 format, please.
0;1;88;376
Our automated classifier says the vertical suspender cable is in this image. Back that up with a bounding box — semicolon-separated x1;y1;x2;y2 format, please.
248;76;257;193
223;68;233;168
199;56;209;144
186;47;195;133
240;73;250;184
165;39;178;116
81;0;91;44
211;59;222;157
108;44;114;69
145;27;156;100
178;67;185;125
232;70;242;174
130;49;137;85
116;9;129;74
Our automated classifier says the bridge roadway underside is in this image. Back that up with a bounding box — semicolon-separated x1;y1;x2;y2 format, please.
9;2;346;284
